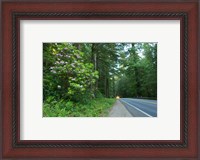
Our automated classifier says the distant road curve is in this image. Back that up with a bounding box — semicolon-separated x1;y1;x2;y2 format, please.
120;98;157;117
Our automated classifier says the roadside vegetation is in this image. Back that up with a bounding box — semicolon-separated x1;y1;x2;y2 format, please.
43;97;115;117
43;43;157;117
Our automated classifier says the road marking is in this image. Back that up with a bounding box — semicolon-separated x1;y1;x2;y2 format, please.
120;99;153;117
129;99;157;105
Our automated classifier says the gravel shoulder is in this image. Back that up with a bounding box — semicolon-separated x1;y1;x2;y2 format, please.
108;100;132;117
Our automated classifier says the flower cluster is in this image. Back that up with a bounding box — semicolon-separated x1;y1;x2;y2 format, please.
49;43;98;99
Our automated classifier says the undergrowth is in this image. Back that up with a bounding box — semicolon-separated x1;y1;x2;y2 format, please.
43;97;115;117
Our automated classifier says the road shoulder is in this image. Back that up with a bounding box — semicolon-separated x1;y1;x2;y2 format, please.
108;100;132;117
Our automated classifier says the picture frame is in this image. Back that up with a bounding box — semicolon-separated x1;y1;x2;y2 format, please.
1;0;199;159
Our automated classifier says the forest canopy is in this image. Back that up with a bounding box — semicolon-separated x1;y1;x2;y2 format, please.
43;42;157;117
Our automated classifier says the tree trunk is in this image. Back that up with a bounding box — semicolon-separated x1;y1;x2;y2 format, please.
113;76;115;97
92;44;99;91
107;77;109;97
104;76;107;97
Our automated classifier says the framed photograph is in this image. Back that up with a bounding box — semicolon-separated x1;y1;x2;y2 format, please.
1;0;199;159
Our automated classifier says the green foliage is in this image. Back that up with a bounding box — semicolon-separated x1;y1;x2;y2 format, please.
43;43;98;102
43;97;115;117
116;43;157;98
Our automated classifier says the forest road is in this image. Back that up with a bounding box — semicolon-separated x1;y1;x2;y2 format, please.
120;98;157;117
108;100;132;117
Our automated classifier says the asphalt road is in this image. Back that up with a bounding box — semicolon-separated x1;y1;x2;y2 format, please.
119;98;157;117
